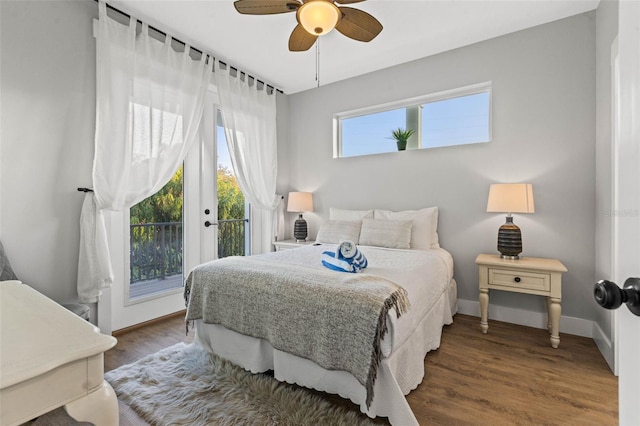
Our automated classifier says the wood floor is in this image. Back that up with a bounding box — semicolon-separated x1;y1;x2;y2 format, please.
411;315;617;425
30;313;617;425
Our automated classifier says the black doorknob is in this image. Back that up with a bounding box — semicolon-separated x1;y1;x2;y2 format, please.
594;278;640;317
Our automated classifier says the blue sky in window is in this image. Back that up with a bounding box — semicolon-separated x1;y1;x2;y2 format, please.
341;108;405;157
422;92;490;148
217;123;234;171
341;90;490;157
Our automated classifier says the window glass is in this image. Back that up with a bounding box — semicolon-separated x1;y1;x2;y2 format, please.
340;108;405;158
422;91;490;148
335;82;491;158
216;112;250;258
129;166;183;299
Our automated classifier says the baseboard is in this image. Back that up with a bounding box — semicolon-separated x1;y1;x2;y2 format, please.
456;299;593;338
112;309;186;337
592;320;616;374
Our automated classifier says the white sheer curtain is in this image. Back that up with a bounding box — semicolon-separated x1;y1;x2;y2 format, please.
274;195;286;241
77;1;212;303
215;64;280;254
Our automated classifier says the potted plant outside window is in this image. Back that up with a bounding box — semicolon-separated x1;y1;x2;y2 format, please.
389;128;415;151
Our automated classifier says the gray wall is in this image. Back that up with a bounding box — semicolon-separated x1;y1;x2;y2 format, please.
0;1;97;304
594;0;619;367
284;13;597;321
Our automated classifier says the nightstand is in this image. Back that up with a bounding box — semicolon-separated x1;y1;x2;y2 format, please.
476;254;568;348
273;239;315;251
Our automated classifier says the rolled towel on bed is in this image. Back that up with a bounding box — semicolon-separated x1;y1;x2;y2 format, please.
338;240;358;259
322;251;357;273
322;240;368;273
339;240;368;269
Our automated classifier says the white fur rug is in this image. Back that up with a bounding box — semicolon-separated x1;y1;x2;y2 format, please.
105;342;379;426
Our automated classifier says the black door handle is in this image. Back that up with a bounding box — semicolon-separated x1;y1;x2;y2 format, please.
594;278;640;316
204;221;218;228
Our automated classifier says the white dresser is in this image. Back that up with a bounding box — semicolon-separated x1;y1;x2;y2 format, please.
0;281;118;425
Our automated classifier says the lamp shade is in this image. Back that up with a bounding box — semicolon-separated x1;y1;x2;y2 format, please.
287;192;314;213
297;0;340;36
487;183;535;214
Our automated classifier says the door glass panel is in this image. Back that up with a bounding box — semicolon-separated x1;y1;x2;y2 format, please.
216;112;250;258
129;166;184;299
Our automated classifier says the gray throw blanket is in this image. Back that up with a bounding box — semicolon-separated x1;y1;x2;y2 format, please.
184;256;410;408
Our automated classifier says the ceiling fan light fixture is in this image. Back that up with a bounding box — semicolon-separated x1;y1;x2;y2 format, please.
297;0;341;36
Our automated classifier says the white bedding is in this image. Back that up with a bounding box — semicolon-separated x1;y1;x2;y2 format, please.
193;244;456;425
251;244;454;355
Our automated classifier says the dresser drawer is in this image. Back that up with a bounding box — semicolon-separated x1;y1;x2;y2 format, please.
488;268;551;292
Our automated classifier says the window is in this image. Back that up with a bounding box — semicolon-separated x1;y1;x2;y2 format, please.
335;82;491;158
216;110;251;259
129;167;184;299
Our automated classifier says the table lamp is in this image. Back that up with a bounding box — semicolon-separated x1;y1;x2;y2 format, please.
287;192;313;242
486;183;535;259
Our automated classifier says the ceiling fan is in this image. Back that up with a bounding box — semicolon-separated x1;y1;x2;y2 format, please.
233;0;383;52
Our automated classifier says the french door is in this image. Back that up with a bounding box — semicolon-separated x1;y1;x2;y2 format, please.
101;92;247;332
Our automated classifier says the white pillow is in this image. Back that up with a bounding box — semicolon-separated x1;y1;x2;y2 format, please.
374;207;439;250
316;220;362;244
359;218;412;249
329;208;374;221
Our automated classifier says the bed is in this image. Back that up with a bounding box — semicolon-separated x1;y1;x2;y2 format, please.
184;208;457;426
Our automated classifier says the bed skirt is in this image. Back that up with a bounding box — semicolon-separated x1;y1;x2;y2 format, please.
193;278;457;426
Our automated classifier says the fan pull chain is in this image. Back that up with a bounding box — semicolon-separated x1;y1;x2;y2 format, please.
316;39;320;88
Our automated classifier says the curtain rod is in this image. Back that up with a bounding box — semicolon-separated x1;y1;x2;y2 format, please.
95;0;283;94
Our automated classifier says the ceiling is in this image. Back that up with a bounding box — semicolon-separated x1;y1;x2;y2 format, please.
109;0;600;94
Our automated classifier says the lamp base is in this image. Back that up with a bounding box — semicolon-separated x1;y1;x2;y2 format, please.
293;214;308;242
500;254;521;260
497;216;522;259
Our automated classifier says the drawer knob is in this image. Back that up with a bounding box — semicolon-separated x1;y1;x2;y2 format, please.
514;277;521;283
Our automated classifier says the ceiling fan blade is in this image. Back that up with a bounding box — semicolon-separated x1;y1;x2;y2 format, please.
289;24;318;51
334;0;366;4
335;6;382;42
234;0;301;15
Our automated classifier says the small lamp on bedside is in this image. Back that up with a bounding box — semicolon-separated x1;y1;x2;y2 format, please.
486;183;535;259
287;192;313;242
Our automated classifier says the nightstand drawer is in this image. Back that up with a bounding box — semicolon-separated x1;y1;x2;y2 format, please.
488;268;551;292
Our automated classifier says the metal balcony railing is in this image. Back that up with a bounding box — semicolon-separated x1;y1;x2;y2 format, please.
217;219;248;258
130;222;183;283
130;219;248;284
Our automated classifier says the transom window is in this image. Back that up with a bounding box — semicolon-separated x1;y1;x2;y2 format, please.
334;82;492;158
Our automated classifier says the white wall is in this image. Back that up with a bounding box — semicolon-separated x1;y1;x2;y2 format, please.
284;13;597;322
0;1;97;305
